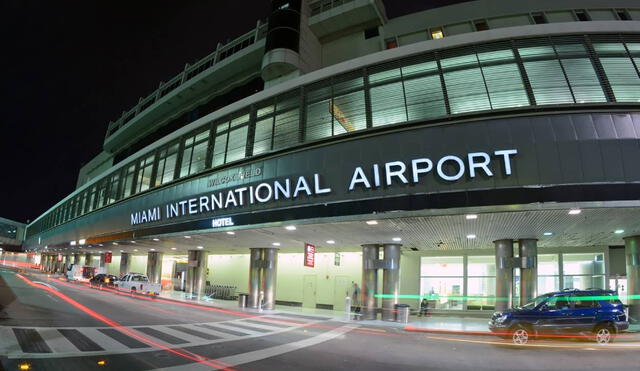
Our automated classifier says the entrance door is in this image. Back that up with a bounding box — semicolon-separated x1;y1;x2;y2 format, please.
302;275;317;309
333;276;351;311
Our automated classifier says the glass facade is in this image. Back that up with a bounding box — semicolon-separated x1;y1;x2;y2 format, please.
27;34;640;237
421;251;606;311
0;221;18;239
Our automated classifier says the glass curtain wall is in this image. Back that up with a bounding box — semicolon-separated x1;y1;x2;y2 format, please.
29;35;640;236
420;256;464;310
467;256;496;310
562;252;605;290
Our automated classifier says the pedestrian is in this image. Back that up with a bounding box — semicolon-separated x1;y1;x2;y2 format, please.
418;298;429;317
351;282;360;307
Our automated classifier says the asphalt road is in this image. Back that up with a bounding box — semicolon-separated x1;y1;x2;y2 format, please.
1;267;639;371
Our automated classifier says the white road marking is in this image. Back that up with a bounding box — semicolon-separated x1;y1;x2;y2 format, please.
0;326;20;354
152;323;358;371
37;328;78;353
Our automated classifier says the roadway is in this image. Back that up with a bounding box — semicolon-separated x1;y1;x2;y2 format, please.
1;267;639;371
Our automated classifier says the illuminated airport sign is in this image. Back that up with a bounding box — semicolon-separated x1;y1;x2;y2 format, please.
304;243;316;267
129;149;518;226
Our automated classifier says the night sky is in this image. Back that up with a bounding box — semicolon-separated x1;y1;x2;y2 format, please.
0;0;471;224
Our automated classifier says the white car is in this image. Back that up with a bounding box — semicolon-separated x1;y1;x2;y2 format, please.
116;273;161;296
66;264;98;282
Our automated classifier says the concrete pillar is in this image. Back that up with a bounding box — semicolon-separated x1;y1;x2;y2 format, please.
120;253;130;277
361;244;379;320
261;248;278;310
186;250;207;299
73;253;80;265
85;253;93;267
624;236;640;323
146;251;163;285
248;248;262;308
494;239;514;312
519;239;538;307
381;244;402;321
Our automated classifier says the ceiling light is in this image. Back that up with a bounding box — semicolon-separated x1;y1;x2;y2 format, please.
465;214;478;220
615;229;625;234
392;237;402;242
78;239;86;245
466;234;477;239
98;244;103;247
366;220;378;225
120;250;124;253
226;231;235;235
133;249;138;252
112;242;118;245
285;226;297;231
153;238;159;241
184;236;191;239
568;209;581;215
130;241;136;244
272;242;281;246
543;232;553;236
326;240;335;244
150;248;155;251
197;246;204;249
171;247;177;250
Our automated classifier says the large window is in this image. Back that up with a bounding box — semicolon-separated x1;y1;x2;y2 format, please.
180;130;209;177
155;142;179;186
467;256;496;310
538;254;560;295
135;154;155;193
420;256;464;310
562;253;605;290
594;42;640;102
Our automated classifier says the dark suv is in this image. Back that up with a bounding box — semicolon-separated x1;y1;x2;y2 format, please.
489;289;628;345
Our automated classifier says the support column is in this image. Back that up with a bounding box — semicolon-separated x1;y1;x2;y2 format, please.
73;253;80;265
494;239;514;312
185;250;207;299
361;244;379;320
519;239;538;307
120;253;130;277
261;248;278;310
146;251;163;285
381;244;402;321
85;253;93;267
624;236;640;323
248;248;262;308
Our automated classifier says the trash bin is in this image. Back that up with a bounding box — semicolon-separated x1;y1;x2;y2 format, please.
238;293;248;308
395;304;410;323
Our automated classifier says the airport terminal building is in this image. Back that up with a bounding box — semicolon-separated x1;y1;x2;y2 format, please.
5;0;640;320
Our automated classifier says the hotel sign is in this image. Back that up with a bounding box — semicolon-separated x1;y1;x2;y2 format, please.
304;243;316;268
129;149;518;226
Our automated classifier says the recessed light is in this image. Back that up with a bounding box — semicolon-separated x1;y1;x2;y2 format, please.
98;244;103;247
366;220;378;225
130;241;136;244
153;238;159;241
466;214;478;220
466;234;477;239
285;226;297;231
184;236;191;239
615;229;625;234
226;231;235;235
326;240;335;244
197;246;204;249
568;209;581;215
150;248;155;251
272;242;281;246
392;237;402;242
112;242;118;245
120;250;124;253
133;249;138;252
171;247;177;250
543;232;553;236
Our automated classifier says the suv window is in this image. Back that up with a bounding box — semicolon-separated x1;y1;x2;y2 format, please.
546;295;572;310
573;294;598;309
122;275;129;281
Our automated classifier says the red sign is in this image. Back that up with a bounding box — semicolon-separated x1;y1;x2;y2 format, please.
304;243;316;268
104;252;112;263
57;254;63;262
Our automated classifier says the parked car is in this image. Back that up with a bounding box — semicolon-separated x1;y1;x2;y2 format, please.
489;289;628;345
89;274;119;288
116;273;161;296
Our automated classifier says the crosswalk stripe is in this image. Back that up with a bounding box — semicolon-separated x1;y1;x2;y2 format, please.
157;326;210;344
58;329;104;352
217;322;271;334
167;325;220;341
98;328;151;349
36;328;78;353
271;313;331;321
0;326;20;354
246;318;296;328
232;320;287;331
82;328;131;352
204;322;261;336
135;327;189;345
13;328;51;353
195;324;244;338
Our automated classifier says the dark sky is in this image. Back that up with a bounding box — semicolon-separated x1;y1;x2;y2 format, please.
0;0;471;224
